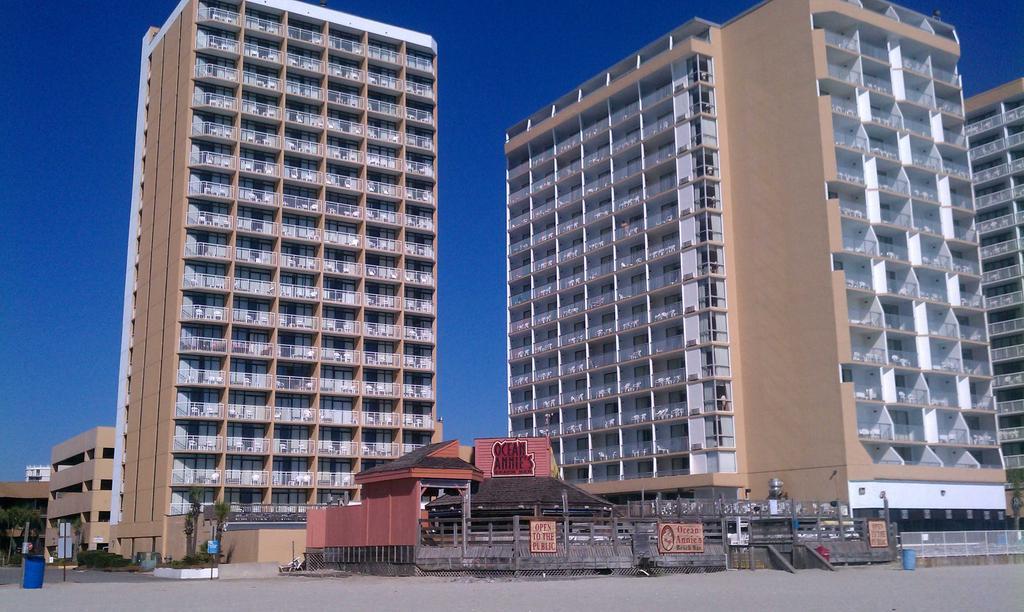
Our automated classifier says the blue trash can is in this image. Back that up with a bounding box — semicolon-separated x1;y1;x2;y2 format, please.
22;555;45;589
901;549;916;571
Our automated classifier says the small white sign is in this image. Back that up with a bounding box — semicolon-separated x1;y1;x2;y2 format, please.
57;538;71;559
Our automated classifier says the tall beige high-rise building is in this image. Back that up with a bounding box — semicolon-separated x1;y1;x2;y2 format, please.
967;78;1024;476
505;0;1007;529
112;0;439;556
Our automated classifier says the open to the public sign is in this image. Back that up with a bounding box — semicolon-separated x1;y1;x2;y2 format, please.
867;519;889;548
491;439;536;477
657;522;704;554
530;520;558;553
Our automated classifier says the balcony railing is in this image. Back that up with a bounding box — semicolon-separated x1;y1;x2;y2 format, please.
173;435;222;452
225;436;268;454
272;471;313;486
171;468;222;485
175;402;223;418
197;6;239;25
318;472;355;487
224;469;268;486
226;404;271;421
273;439;313;455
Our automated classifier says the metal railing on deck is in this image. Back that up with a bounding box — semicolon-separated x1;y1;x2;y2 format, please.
900;530;1023;557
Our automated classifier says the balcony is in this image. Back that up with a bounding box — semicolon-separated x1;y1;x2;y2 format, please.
171;468;221;486
893;424;925;442
272;471;313;487
177;369;224;386
999;426;1024;442
328;63;363;83
406;54;434;74
319;347;357;364
234;278;275;296
238;187;278;207
226;404;271;421
276;376;317;392
188;180;232;200
232;308;273;326
362;411;398;427
273;439;313;455
318;440;356;456
363;381;396;397
192;91;237;115
243;43;281;64
287;25;323;46
197;6;239;26
858;422;894;440
285;81;322;101
287;53;323;73
241;100;280;120
367;44;400;64
362;442;399;458
329;36;363;56
404;384;433;399
224;469;268;486
318;472;355;487
175;401;223;419
274;406;315;423
367;99;401;119
225;436;268;454
997;399;1024;416
321;377;359;395
229;371;272;388
195;62;238;83
402;414;433;429
319;407;359;425
242;71;279;92
172;435;222;452
237;157;279;178
179;336;227;354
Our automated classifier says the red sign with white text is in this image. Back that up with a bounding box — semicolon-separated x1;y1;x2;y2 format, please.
490;439;536;477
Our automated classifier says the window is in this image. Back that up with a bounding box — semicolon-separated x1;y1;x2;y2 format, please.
102;447;115;459
100;479;113;491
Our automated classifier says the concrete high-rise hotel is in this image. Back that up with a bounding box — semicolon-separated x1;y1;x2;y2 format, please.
968;79;1024;475
111;0;438;556
505;0;1007;528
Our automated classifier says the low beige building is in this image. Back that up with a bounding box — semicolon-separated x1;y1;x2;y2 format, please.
45;427;116;555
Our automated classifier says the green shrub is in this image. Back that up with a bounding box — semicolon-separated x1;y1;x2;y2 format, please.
77;550;131;568
169;552;213;569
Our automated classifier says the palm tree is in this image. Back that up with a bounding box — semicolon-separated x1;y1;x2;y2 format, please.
212;500;231;541
71;516;84;560
184;487;204;557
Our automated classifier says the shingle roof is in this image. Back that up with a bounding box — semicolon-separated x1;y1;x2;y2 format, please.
357;441;480;477
427;476;613;510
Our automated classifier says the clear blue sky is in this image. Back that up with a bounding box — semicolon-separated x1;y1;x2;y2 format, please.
0;0;1020;480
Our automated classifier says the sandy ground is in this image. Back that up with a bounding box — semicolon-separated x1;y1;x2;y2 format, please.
1;564;1022;611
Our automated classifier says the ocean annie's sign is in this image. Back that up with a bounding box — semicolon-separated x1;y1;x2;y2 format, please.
657;522;704;554
490;439;536;477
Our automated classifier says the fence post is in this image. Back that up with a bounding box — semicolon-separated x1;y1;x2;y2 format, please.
512;515;520;576
748;507;755;571
461;517;467;560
